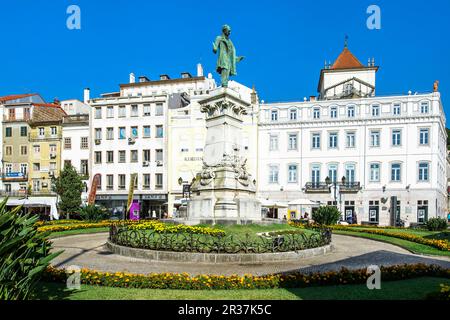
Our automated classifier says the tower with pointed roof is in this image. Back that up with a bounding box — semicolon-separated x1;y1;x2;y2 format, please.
318;40;379;100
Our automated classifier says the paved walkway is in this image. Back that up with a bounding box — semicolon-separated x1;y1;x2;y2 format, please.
50;233;450;276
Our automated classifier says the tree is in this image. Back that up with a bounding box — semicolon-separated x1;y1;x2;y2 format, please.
312;206;342;226
52;164;84;218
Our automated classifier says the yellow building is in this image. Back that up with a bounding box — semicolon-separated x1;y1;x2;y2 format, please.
28;104;66;195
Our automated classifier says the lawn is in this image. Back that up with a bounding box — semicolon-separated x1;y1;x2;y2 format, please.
34;277;450;300
202;223;316;238
48;227;109;238
334;229;450;257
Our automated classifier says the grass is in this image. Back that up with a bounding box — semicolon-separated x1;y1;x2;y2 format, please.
34;277;450;300
48;227;109;238
334;230;450;257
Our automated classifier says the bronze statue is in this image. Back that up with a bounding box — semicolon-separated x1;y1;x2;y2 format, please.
213;25;244;87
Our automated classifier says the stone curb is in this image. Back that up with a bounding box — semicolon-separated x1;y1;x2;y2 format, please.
105;240;334;264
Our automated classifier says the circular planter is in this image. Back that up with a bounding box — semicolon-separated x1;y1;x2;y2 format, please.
105;240;334;264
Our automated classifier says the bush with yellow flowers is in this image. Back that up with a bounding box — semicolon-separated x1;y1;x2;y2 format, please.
37;220;138;233
129;220;225;236
42;263;450;290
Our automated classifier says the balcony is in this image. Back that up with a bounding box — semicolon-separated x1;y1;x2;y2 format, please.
1;173;28;182
0;190;28;198
3;115;31;122
304;182;330;193
62;114;89;124
339;182;361;193
29;132;62;142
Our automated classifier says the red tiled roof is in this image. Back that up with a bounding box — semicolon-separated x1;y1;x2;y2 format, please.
32;103;60;108
331;47;365;70
30;105;67;124
0;93;36;103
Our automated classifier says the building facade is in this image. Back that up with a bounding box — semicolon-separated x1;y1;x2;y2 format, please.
257;46;447;226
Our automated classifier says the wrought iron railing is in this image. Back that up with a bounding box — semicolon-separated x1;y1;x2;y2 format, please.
109;224;332;254
339;182;361;192
305;182;330;192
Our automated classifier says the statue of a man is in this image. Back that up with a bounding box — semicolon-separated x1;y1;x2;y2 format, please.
213;25;244;87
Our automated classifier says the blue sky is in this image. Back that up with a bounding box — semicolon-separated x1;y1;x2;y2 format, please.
1;0;449;118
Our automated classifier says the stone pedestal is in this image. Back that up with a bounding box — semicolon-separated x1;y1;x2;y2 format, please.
188;88;261;224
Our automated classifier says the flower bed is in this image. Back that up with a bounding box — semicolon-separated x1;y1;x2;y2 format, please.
129;220;225;236
37;220;137;233
330;225;450;251
43;264;450;290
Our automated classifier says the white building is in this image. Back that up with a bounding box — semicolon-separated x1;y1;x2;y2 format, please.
89;65;216;218
257;46;447;226
61;98;90;203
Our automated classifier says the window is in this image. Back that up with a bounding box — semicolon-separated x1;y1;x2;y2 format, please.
288;165;298;183
417;200;428;223
5;164;12;174
5;146;12;156
419;128;429;145
330;106;338;119
289;109;297;121
370;130;380;147
328;164;337;183
269;165;279;183
119;151;126;163
143;150;151;162
95;128;102;140
312;133;321;149
346;132;356;148
131;126;138;138
345;164;356;183
420;102;429;114
269;135;278;151
81;137;88;149
107;106;114;118
392;130;402;146
311;165;320;184
33;163;40;171
20;164;28;175
418;162;429;182
64;138;72;149
369;163;380;182
106;128;114;140
24;108;30;120
131;105;139;117
329;132;338;149
271;110;278;121
39;127;45;137
119;174;126;190
5;127;12;137
143;104;151;116
371;105;380;117
51;127;57;136
49;144;57;154
156;149;163;162
393;103;401;116
119;127;126;139
20;126;27;137
313;108;320;119
347;105;355;118
156;103;164;116
155;174;163;189
20;145;27;155
391;163;401;182
106;151;114;163
143;126;151;138
107;175;114;190
156;125;164;138
80;160;88;176
95;107;102;119
49;162;56;170
95;151;102;164
33;145;40;154
119;106;126;117
130;150;138;163
143;174;151;189
8;109;15;120
288;133;297;150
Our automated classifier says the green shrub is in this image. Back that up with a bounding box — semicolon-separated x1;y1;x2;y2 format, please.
426;217;448;231
0;198;61;300
312;206;341;226
79;205;110;222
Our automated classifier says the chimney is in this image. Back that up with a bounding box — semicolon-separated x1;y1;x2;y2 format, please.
197;63;204;77
310;96;316;102
251;85;259;105
83;88;90;104
129;73;136;84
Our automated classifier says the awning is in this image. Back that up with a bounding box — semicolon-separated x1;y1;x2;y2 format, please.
258;199;288;208
288;198;320;206
6;197;59;220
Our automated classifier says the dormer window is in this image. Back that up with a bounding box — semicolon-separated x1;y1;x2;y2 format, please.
313;107;320;119
330;106;338;119
271;110;278;121
344;83;353;95
393;103;401;116
289;108;297;121
371;105;380;117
